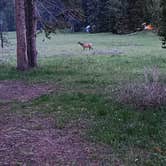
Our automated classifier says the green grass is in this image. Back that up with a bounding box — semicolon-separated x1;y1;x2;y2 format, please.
0;31;166;165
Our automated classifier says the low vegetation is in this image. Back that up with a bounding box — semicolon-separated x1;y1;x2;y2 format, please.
110;67;166;110
0;32;166;165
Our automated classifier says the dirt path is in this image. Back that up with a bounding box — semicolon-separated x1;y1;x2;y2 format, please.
0;81;112;165
0;108;112;165
0;80;55;102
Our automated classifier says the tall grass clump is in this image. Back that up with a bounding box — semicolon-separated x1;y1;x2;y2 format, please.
110;67;166;110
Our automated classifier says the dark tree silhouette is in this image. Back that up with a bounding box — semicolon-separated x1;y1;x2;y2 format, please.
159;0;166;48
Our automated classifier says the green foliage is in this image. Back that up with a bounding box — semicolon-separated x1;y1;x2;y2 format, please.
99;0;123;33
0;0;15;31
82;0;100;32
159;0;166;48
82;0;147;33
144;0;160;26
0;0;162;34
0;1;13;48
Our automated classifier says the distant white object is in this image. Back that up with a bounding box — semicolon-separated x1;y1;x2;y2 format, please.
85;25;91;33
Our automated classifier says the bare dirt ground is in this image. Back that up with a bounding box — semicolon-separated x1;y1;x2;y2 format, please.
0;110;112;165
0;81;113;165
0;80;55;102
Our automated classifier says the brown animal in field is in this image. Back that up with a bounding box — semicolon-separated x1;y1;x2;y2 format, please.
78;42;93;50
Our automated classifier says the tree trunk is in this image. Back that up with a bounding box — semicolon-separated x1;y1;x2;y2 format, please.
25;0;37;68
15;0;28;70
0;31;3;48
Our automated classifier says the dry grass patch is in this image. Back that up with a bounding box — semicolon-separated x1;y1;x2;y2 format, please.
112;82;166;109
110;67;166;110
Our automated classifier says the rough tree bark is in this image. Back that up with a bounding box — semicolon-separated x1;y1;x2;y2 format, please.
15;0;28;70
25;0;37;68
15;0;37;71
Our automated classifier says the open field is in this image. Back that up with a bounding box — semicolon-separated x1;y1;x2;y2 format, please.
0;32;166;165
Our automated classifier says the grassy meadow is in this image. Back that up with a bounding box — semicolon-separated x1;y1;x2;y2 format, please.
0;31;166;165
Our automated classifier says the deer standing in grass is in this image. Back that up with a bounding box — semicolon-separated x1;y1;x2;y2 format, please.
78;42;93;50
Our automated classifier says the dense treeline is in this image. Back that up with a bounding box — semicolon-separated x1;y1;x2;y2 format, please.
0;0;163;34
159;0;166;48
0;0;15;31
83;0;160;33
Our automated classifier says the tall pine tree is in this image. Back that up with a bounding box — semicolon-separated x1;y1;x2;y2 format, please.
82;0;100;32
99;0;122;33
127;0;145;31
159;0;166;48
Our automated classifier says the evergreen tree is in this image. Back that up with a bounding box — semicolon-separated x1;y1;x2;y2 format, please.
144;0;160;27
99;0;122;33
127;0;145;31
0;0;15;31
82;0;100;32
159;0;166;48
113;0;130;34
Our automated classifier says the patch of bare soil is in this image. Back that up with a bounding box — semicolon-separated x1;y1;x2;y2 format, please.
0;80;55;102
0;109;112;165
93;49;124;56
0;81;114;165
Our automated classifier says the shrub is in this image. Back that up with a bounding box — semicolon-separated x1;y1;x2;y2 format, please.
110;67;166;110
